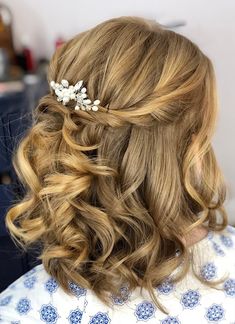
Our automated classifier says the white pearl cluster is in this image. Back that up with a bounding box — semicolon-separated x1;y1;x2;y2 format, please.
50;79;100;111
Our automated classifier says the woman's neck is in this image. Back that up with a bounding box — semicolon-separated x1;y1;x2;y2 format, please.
184;225;209;247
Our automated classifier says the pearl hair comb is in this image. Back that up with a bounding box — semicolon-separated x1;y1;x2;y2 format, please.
50;79;101;111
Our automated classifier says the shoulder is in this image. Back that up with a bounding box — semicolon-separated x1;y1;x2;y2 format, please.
188;223;235;290
209;224;235;259
193;223;235;267
0;264;88;323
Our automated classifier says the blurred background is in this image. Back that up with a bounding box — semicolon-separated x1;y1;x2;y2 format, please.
0;0;234;291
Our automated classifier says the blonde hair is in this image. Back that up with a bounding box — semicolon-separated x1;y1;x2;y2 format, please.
6;16;228;314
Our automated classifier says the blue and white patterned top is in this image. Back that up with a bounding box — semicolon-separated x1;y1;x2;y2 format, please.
1;224;235;323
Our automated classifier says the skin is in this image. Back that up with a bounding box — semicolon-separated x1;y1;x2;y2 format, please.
184;225;209;247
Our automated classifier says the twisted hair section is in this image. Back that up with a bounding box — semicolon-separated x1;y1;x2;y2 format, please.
6;16;227;314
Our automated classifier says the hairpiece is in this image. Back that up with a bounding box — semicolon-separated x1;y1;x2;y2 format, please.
50;79;100;111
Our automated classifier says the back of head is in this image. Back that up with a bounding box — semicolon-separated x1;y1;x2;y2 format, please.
6;16;227;313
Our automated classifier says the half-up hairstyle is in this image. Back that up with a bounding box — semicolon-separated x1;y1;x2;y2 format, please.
5;16;228;314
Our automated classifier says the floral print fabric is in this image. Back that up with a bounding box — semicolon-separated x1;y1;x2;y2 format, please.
0;225;235;323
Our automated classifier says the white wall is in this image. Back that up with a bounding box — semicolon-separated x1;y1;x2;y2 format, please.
5;0;235;223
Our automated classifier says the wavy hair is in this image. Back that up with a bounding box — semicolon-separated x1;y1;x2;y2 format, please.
6;16;228;313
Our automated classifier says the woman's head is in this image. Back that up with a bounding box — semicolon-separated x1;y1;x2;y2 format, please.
6;16;227;313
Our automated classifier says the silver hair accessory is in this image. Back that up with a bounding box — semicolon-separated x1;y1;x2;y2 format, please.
50;79;101;111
